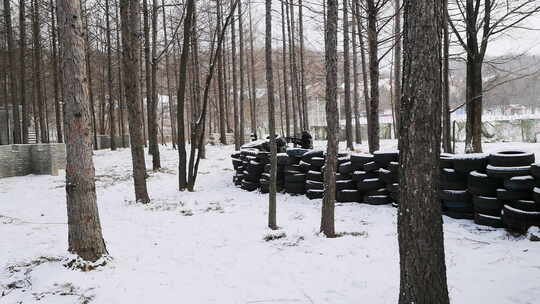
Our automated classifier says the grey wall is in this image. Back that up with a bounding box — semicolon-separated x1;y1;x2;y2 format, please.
0;143;66;178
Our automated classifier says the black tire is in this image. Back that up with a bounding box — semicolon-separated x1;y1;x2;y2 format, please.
440;179;468;191
444;210;474;220
336;179;356;191
440;154;454;169
441;168;467;183
339;161;355;175
285;173;307;183
350;153;374;167
285;164;302;172
502;204;540;233
452;153;488;173
232;158;242;170
467;170;500;196
284;182;306;195
241;180;259;192
306;180;324;190
301;149;324;162
503;175;535;191
474;213;504;228
439;190;471;202
307;170;323;182
387;183;399;193
309;157;325;168
286;147;310;158
388;162;400;173
365;188;389;196
534;187;540;204
351;170;378;182
373;151;399;166
243;170;261;183
299;161;311;172
379;168;397;184
496;188;532;201
336;190;361;202
231;151;242;159
357;178;385;192
336;172;351;181
337;156;350;166
306;189;324;200
488;151;535;167
390;191;399;202
363;161;381;172
277;153;290;165
473;195;503;216
442;200;473;213
508;199;540;212
486;165;531;179
531;163;540;179
364;195;392;205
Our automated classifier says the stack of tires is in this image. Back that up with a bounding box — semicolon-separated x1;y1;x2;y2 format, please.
283;148;309;195
360;151;397;205
384;162;400;207
303;150;326;200
533;163;540;221
487;151;539;232
231;151;244;186
334;154;359;202
439;154;487;219
259;153;288;193
239;150;268;192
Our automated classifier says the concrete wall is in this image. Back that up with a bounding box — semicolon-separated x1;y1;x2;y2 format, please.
96;135;131;150
0;143;66;178
453;118;540;143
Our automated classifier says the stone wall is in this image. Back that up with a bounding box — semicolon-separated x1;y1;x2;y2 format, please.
0;143;66;178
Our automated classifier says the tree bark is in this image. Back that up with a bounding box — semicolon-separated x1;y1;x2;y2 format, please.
58;0;108;262
298;0;309;131
161;0;177;149
280;0;291;138
105;0;117;150
285;0;298;137
120;0;151;204
393;0;401;135
442;0;452;153
3;0;21;144
265;0;277;230
321;0;338;238
343;0;353;150
248;0;257;137
19;0;28;143
352;11;361;144
353;0;371;147
365;0;380;152
398;0;449;301
150;0;161;167
217;0;227;145
238;1;246;145
230;0;240;149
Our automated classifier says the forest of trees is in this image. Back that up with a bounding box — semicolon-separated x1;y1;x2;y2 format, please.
0;0;539;301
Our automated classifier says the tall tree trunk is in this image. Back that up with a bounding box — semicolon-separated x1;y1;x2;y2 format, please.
285;1;298;137
352;11;361;144
398;0;449;301
248;0;257;137
105;0;117;150
441;0;452;153
265;0;277;230
3;0;21;144
149;0;161;167
20;0;28;143
321;0;338;238
288;0;303;132
115;0;126;148
343;0;353;150
365;0;380;152
298;0;309;131
177;0;196;191
161;0;177;149
281;1;291;137
353;0;371;144
238;1;246;144
280;0;291;138
50;0;63;143
143;0;154;156
120;0;151;204
393;0;401;134
83;2;98;149
230;0;240;149
58;0;108;262
217;0;227;144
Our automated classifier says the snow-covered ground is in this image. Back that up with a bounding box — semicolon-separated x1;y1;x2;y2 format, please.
1;141;540;303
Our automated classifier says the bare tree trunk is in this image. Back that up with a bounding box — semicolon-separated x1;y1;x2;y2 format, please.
353;0;371;144
442;0;451;153
120;0;151;204
149;0;161;167
3;0;21;144
82;3;98;149
105;0;117;150
161;0;177;149
288;0;303;132
298;0;309;131
343;0;353;150
321;0;338;238
248;0;257;137
280;0;291;138
398;0;449;302
143;0;153;154
115;0;126;148
238;1;246;144
365;0;380;152
217;0;227;144
58;0;108;262
352;11;361;144
177;0;196;191
393;0;401;134
20;0;29;143
265;0;277;230
230;0;240;149
50;0;63;143
285;1;298;137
